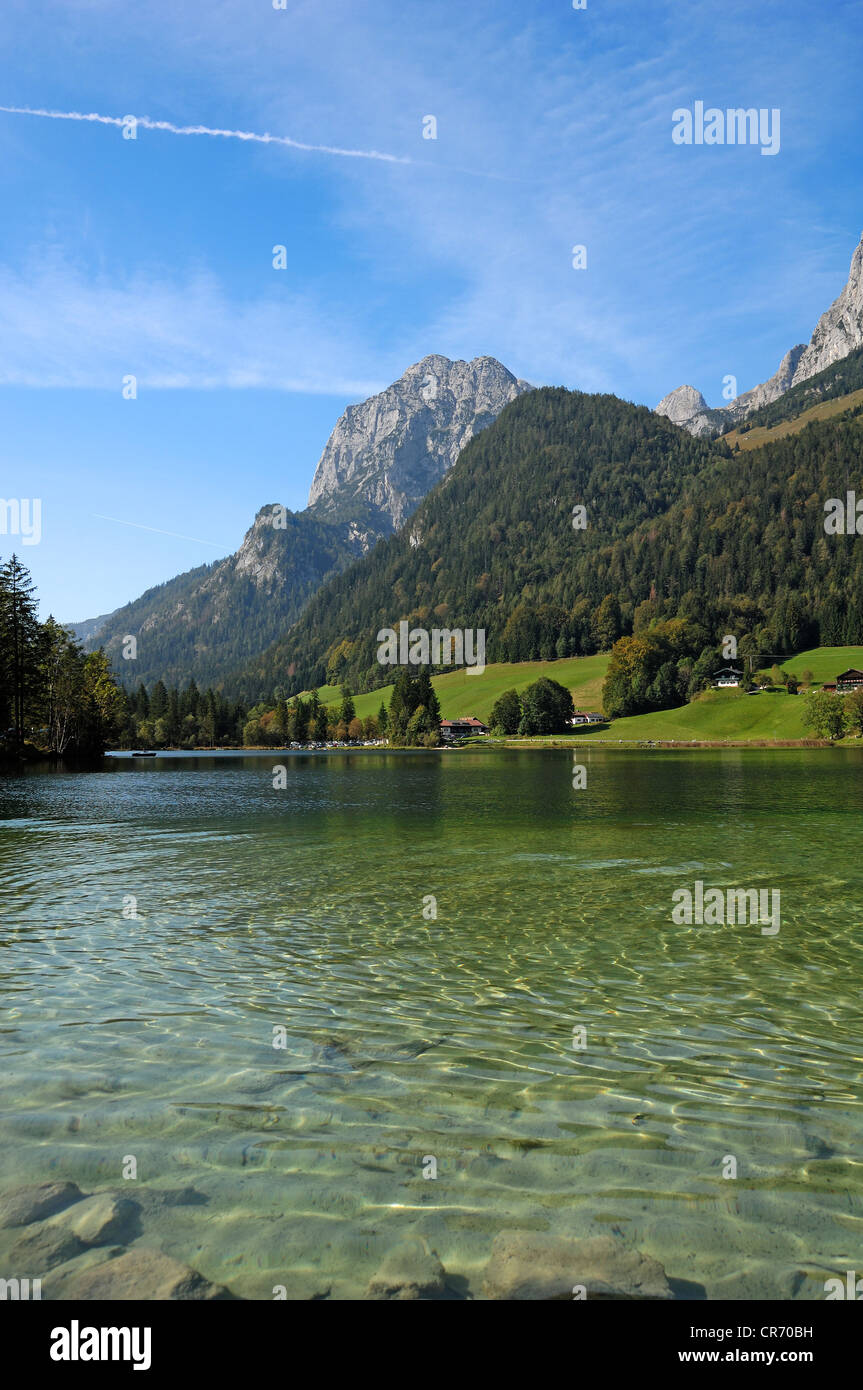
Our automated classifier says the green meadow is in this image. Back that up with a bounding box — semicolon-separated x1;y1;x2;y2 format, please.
311;645;863;744
312;653;609;725
549;646;863;744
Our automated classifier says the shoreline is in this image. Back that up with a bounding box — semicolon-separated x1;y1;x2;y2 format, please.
8;737;860;769
101;735;855;755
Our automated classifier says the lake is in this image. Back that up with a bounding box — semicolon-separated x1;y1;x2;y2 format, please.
1;747;862;1299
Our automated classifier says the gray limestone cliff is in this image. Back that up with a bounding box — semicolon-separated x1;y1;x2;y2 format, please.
657;230;863;435
307;354;532;532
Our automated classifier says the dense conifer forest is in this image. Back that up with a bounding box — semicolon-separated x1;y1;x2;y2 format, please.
230;389;863;703
0;556;124;759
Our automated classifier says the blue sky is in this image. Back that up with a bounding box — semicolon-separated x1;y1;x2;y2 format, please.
1;0;861;622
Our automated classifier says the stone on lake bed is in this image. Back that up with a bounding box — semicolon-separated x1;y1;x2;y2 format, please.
123;1185;208;1215
10;1224;87;1274
483;1231;673;1300
0;1181;84;1229
61;1249;237;1300
54;1194;141;1247
366;1241;447;1300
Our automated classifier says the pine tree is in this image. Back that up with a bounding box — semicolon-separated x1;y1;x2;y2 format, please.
150;680;169;720
0;555;41;743
165;688;181;745
339;685;356;724
414;668;440;723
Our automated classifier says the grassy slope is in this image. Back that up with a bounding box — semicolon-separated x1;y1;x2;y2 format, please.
724;389;863;451
307;646;863;741
574;645;863;743
590;688;810;742
312;654;609;723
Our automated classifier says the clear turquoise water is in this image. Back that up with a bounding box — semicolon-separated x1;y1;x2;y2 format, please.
1;747;862;1299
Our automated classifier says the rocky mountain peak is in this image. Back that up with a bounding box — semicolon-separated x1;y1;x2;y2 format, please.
658;229;863;435
790;229;863;383
655;384;708;424
307;354;532;532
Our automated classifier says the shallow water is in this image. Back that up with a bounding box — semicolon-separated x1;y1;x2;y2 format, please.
1;747;862;1299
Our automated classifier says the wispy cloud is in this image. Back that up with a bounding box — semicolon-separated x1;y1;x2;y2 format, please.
0;104;412;165
0;257;388;394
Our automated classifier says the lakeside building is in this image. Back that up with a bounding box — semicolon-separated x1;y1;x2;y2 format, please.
440;717;489;740
712;666;744;688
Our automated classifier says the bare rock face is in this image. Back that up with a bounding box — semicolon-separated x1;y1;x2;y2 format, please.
720;343;806;422
0;1181;84;1229
73;353;528;690
61;1248;236;1301
482;1231;673;1301
655;384;714;436
366;1240;447;1300
791;231;863;382
307;354;532;532
658;229;863;435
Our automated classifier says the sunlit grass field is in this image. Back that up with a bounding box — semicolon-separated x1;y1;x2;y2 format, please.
308;646;863;742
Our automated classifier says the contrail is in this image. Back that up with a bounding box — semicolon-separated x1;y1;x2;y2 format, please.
93;514;229;548
0;105;412;165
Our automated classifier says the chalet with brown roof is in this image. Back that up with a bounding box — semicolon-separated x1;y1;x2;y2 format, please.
439;716;488;739
835;669;863;692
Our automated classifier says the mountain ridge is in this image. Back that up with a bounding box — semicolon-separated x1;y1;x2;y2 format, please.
657;229;863;435
229;386;863;703
72;354;530;689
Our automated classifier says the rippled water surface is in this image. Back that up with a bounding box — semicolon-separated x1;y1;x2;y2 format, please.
2;748;862;1298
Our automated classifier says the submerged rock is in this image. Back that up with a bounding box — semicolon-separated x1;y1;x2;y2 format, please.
10;1224;87;1274
366;1240;446;1300
0;1181;84;1229
56;1194;141;1247
483;1231;673;1301
61;1249;237;1300
115;1185;208;1216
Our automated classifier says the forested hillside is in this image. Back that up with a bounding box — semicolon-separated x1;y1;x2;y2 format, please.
74;506;362;690
231;388;863;703
230;389;720;699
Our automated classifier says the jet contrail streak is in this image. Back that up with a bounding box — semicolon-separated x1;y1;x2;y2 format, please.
93;514;228;548
0;105;412;164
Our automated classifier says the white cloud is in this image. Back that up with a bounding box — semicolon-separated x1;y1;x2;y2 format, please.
0;257;387;394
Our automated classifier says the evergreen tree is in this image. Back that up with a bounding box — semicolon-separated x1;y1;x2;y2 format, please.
165;688;181;745
414;669;441;723
292;698;310;743
150;680;169;721
0;555;41;743
339;685;356;725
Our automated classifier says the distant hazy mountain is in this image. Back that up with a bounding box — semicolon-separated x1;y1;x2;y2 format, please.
67;612;113;643
658;228;863;435
72;355;531;690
